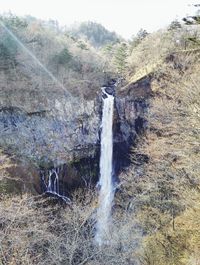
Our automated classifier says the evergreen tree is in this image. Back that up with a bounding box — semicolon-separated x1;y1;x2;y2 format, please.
51;47;72;74
102;43;114;56
114;43;128;75
168;20;182;31
54;48;72;66
131;28;149;48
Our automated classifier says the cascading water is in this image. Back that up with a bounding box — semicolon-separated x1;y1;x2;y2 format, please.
47;169;59;194
41;167;71;204
95;87;114;246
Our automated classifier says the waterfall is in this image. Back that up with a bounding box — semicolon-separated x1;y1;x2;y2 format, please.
41;167;71;204
95;87;114;246
47;169;59;194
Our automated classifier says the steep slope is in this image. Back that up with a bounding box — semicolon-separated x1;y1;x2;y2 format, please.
117;25;200;265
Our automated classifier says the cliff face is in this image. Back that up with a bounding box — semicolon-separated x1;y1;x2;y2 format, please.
0;95;100;166
0;84;100;193
0;73;151;194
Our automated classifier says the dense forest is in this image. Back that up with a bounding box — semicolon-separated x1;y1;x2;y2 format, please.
0;11;200;265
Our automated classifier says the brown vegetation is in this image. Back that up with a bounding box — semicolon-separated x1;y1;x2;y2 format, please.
0;190;143;265
0;15;200;265
120;33;200;264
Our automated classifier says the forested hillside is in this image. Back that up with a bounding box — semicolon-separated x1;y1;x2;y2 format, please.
0;14;114;98
67;21;121;48
0;12;200;265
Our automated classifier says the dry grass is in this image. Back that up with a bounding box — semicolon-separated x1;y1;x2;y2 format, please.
121;41;200;264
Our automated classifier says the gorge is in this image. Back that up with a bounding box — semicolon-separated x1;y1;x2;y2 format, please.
1;13;199;265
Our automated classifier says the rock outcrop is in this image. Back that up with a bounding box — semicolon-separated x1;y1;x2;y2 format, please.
0;68;151;194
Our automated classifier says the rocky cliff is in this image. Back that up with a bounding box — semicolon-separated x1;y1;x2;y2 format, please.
0;69;151;195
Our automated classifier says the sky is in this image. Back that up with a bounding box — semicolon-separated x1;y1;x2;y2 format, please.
0;0;198;38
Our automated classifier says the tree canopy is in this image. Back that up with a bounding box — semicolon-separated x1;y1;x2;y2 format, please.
68;21;121;48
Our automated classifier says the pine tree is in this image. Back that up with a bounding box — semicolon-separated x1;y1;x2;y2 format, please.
168;20;182;31
131;28;149;49
114;43;128;75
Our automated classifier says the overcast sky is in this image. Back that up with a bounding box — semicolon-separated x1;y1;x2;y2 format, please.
0;0;198;38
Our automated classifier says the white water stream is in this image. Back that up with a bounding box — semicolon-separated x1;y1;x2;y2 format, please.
95;88;114;246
